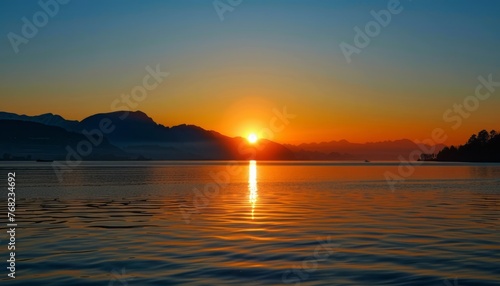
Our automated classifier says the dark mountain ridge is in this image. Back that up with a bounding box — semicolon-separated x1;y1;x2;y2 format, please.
1;110;449;161
0;111;80;131
0;111;295;160
285;139;446;161
0;120;126;161
79;111;225;145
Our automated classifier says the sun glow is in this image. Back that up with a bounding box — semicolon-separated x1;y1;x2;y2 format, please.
247;133;258;144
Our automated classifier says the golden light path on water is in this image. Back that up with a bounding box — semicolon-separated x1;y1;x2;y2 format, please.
248;160;258;220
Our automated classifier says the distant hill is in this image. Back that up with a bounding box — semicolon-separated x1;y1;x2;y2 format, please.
0;110;447;161
79;111;225;144
292;149;357;161
0;120;127;161
0;111;80;132
285;139;445;161
436;130;500;162
77;111;294;160
0;111;295;161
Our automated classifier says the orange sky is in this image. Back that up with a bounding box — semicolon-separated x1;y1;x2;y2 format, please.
1;1;499;146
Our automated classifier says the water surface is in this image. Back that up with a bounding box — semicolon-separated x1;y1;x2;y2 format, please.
0;161;499;285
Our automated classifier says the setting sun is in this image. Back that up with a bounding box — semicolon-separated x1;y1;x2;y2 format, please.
247;133;258;144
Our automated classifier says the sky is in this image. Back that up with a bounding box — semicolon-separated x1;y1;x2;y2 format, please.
1;0;499;145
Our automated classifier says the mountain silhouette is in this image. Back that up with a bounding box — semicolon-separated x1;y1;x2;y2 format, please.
77;111;294;159
0;111;80;132
79;111;224;144
1;110;448;161
285;139;445;161
0;120;126;161
0;111;295;160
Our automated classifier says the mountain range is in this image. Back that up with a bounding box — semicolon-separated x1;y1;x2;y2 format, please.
285;139;446;161
0;111;444;161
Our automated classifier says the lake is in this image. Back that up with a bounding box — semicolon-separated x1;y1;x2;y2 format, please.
1;161;499;286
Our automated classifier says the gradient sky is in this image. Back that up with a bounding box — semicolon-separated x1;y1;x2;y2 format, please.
1;0;499;144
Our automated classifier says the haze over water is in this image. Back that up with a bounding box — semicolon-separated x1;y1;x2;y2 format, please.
1;161;499;285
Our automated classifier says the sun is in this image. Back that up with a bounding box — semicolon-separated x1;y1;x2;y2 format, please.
247;133;258;144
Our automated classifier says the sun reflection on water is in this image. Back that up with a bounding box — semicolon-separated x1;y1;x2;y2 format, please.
248;160;258;220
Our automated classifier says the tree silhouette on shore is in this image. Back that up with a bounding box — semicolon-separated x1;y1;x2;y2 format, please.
436;130;500;162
